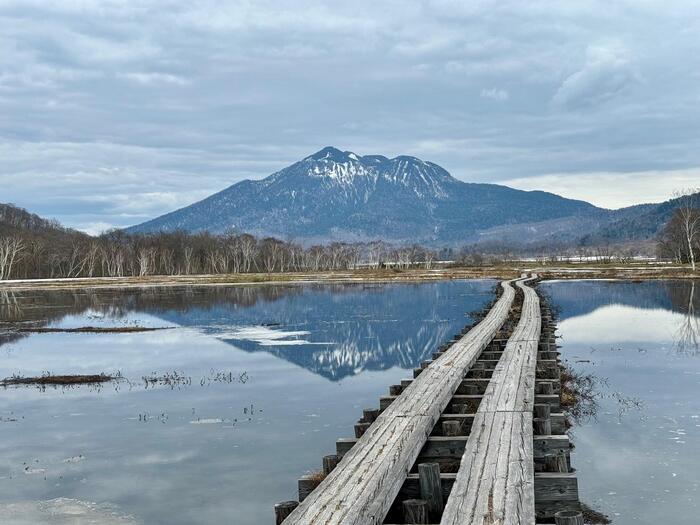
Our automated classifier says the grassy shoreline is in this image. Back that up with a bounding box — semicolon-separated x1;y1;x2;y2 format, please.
0;263;697;291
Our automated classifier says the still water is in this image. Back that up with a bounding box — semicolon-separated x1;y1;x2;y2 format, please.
0;281;495;524
543;280;700;524
2;279;699;524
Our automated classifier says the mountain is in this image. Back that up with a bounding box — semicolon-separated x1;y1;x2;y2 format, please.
128;147;601;244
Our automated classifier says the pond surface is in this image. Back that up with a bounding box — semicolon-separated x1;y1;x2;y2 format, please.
0;280;495;524
543;280;700;525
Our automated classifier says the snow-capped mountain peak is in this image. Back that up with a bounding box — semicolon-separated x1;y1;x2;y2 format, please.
128;147;600;244
296;147;452;195
304;146;357;162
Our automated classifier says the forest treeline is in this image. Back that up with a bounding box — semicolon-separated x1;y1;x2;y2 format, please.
0;203;441;280
1;197;699;280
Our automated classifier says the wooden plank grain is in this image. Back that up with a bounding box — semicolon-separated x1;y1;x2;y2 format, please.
283;280;519;525
441;277;541;525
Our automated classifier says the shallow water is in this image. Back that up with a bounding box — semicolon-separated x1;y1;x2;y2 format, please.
0;281;495;524
543;280;700;524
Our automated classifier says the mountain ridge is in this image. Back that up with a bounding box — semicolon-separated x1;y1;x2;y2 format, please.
128;146;603;245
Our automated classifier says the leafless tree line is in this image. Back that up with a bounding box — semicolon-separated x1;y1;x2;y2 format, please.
0;228;439;280
657;188;700;270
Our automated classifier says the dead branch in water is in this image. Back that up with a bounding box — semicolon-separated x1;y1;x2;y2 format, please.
1;373;117;386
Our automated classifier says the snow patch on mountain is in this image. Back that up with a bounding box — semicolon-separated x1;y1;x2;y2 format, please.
128;146;601;244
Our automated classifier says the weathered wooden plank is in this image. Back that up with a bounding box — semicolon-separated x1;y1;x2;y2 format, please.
440;277;541;525
284;280;518;524
381;393;559;413
435;411;566;435
533;473;579;502
337;434;571;460
397;472;578;505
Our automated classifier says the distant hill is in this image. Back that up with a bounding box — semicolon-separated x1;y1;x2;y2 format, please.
0;203;86;242
127;147;601;245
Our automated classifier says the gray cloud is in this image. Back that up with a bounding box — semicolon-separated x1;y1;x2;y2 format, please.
552;44;638;109
1;0;699;231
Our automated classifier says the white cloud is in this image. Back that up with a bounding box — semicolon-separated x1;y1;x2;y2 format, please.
558;304;678;344
119;72;190;86
0;1;699;229
502;168;700;209
81;221;115;236
480;87;509;101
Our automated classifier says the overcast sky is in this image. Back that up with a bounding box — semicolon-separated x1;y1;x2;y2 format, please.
2;1;700;233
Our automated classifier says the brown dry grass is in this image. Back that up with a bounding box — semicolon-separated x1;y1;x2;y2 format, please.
581;502;612;524
306;470;327;483
2;262;696;291
560;364;601;424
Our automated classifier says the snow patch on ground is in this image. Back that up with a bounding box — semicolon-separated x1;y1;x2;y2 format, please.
189;418;224;425
216;325;329;346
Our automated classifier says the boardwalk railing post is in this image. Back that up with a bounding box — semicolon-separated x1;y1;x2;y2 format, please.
402;499;428;524
418;463;443;517
274;501;299;524
554;510;584;525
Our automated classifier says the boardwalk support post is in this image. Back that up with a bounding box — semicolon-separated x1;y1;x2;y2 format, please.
363;408;379;423
442;420;461;436
298;474;320;502
534;403;552;435
274;501;299;524
554;510;584;525
322;454;339;476
545;451;569;473
418;462;443;517
402;499;428;524
536;382;554;395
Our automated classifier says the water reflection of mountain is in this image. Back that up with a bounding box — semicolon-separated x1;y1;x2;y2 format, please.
157;282;496;381
0;285;306;347
1;281;497;381
541;280;700;321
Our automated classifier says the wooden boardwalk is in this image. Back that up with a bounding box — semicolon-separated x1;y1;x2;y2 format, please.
276;277;582;525
440;278;539;524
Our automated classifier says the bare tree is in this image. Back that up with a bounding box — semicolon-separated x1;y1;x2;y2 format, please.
672;188;700;271
0;237;24;280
